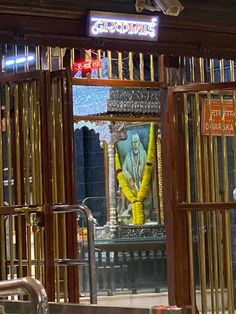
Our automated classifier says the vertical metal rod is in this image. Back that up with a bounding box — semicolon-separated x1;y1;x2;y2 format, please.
24;46;29;72
30;83;41;280
14;45;18;73
0;216;6;279
97;49;102;78
34;82;43;203
195;92;207;313
32;81;39;203
203;140;216;311
55;79;68;302
57;78;65;202
78;205;97;304
183;57;187;83
107;51;112;79
51;79;58;202
183;92;196;313
70;48;75;71
62;213;68;302
0;86;6;279
54;214;60;302
224;210;234;313
47;47;52;72
35;46;41;71
23;83;30;205
9;217;14;280
150;54;155;82
202;99;215;311
34;229;41;280
216;210;225;313
6;85;12;205
35;79;43;285
219;59;225;83
230;60;235;82
118;52;123;80
220;91;234;312
6;85;14;280
207;92;219;312
128;52;134;81
14;84;23;279
139;53;144;81
57;78;68;300
199;57;205;82
190;57;195;82
29;83;36;204
59;48;64;70
212;134;225;312
22;83;32;276
209;59;215;82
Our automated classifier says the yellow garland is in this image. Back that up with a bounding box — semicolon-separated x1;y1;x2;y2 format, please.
115;123;155;225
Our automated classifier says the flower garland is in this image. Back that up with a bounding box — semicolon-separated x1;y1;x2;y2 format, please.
115;123;155;225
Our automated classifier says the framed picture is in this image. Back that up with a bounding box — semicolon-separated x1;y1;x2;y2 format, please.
116;123;158;225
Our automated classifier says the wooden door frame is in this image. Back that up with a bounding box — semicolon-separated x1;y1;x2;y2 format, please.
162;81;236;312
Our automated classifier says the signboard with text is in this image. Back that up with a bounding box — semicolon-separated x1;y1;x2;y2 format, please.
88;11;159;41
73;60;102;72
202;99;234;136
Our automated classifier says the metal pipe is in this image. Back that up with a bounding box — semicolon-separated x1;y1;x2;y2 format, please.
118;52;123;80
150;54;154;82
139;53;144;81
183;93;196;313
0;276;48;314
52;204;97;304
97;49;102;79
107;50;112;79
128;51;134;81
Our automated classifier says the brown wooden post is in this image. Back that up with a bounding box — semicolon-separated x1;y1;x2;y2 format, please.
161;87;192;313
41;71;55;301
61;69;80;303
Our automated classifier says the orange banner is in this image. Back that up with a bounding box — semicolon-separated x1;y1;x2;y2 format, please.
202;99;235;136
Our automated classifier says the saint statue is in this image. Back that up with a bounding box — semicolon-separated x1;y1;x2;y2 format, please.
122;133;147;194
121;133;152;223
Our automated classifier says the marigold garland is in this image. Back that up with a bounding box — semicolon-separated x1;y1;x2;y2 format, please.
115;123;155;225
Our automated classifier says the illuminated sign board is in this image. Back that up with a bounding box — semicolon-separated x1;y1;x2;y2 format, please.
88;11;159;41
73;60;102;72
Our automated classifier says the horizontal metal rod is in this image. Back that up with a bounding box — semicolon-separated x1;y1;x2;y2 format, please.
5;259;89;266
177;202;236;210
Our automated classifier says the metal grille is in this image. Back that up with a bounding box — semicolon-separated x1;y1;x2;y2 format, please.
183;57;236;83
0;70;86;303
1;45;161;83
167;83;236;313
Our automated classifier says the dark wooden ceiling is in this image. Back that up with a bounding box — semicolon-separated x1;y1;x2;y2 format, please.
0;0;236;59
